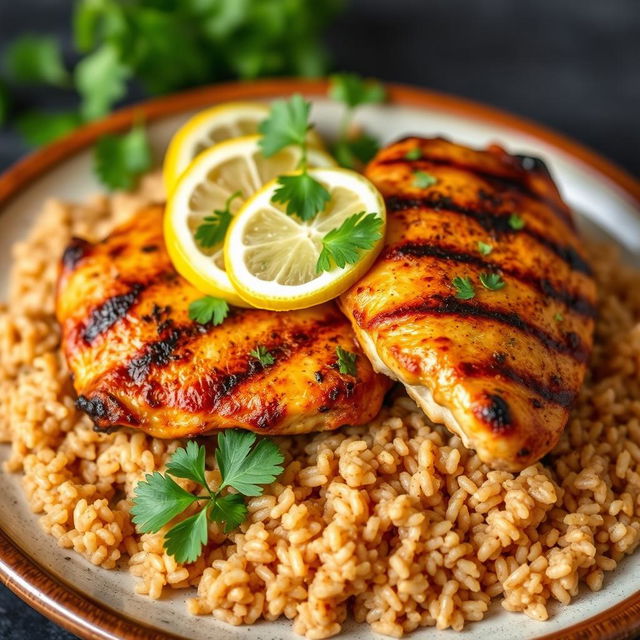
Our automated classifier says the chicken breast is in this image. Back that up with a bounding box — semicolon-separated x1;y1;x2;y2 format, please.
340;137;597;470
56;204;389;438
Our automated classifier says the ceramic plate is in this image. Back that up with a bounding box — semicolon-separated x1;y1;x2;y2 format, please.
0;79;639;640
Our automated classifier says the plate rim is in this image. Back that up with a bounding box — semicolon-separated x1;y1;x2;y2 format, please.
0;77;639;640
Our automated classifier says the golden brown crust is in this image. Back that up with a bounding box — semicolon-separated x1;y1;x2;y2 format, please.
56;205;390;438
340;137;597;470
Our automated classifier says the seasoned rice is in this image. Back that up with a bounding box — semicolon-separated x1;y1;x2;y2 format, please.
2;174;640;638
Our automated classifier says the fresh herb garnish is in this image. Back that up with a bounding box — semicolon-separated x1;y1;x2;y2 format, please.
5;36;70;87
413;170;438;189
477;241;493;256
316;212;383;273
479;272;506;291
452;276;475;300
195;191;243;248
328;73;386;169
131;434;284;563
250;345;275;367
508;213;525;230
554;312;564;322
405;147;422;161
259;94;330;221
335;346;357;375
93;121;152;191
16;110;82;146
188;296;229;326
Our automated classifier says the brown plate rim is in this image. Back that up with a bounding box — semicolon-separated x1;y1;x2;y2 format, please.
0;77;639;640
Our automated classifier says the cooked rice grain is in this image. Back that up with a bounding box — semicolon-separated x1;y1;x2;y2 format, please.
2;176;640;638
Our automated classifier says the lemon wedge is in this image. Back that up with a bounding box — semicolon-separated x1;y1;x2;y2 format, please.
164;135;336;307
224;167;386;311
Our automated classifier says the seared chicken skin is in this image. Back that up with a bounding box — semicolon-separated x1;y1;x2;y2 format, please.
340;137;596;470
57;205;389;438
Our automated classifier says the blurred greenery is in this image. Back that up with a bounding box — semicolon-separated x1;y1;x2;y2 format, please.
0;0;345;145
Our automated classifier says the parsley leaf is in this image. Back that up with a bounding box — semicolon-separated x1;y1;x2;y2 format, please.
554;312;564;323
272;172;330;222
316;212;383;273
332;133;379;170
5;36;70;87
508;213;526;230
328;73;386;110
336;345;357;376
131;433;284;563
195;190;242;248
75;44;130;121
188;296;229;326
16;110;82;146
479;272;506;291
210;493;248;534
131;472;199;533
250;346;275;367
413;170;438;189
216;429;284;497
258;94;310;157
163;508;209;564
405;147;422;161
452;276;475;300
166;440;208;488
477;241;494;256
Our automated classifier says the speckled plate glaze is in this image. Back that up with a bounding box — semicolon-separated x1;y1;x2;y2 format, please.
0;79;639;640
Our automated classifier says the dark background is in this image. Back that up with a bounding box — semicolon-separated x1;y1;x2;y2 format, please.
0;0;638;638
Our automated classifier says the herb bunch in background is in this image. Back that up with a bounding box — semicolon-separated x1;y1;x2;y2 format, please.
0;0;345;146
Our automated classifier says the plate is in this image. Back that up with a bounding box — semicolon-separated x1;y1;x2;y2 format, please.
0;79;639;640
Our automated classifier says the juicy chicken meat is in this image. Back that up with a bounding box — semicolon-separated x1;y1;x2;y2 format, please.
340;137;597;470
56;205;389;438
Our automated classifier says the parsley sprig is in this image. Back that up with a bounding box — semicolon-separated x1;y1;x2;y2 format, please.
452;276;476;300
328;73;386;169
259;94;330;221
188;296;229;326
250;345;275;367
132;433;284;563
195;191;243;248
336;346;357;375
316;212;383;273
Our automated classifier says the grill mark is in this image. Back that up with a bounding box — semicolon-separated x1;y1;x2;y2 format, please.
82;284;144;343
377;153;574;229
386;194;592;275
364;295;589;362
458;360;576;407
76;393;139;427
62;237;91;270
386;242;596;317
474;393;513;434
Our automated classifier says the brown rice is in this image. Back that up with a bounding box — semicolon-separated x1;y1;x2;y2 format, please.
1;174;640;638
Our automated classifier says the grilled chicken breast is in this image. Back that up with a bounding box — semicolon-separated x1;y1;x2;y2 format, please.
57;205;389;438
340;137;596;470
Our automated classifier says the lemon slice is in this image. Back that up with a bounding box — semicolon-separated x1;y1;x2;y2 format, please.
224;168;386;311
165;135;336;307
163;102;323;192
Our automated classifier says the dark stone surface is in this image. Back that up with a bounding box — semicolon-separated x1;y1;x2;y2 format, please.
0;1;638;638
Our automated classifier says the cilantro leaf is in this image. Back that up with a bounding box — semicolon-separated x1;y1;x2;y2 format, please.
328;73;386;109
250;345;275;367
332;133;379;169
508;213;525;230
16;110;82;146
272;173;330;221
5;36;69;87
216;429;284;497
336;346;357;376
477;241;493;256
188;296;229;326
166;440;208;488
413;170;438;189
479;272;506;291
131;471;199;533
194;190;242;248
210;493;247;534
316;212;383;273
405;147;422;161
164;507;209;564
93;121;152;191
75;44;130;121
452;276;475;300
258;94;311;157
